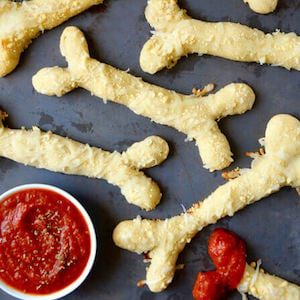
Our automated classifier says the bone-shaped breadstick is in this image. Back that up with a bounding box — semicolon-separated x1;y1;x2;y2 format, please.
32;26;255;171
238;262;300;299
113;114;300;292
243;0;278;14
0;0;103;77
0;112;169;210
139;0;300;74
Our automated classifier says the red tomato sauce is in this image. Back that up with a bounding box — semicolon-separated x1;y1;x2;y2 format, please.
193;229;246;300
0;189;91;295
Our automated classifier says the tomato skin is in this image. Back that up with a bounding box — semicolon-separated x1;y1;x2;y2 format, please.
192;271;227;300
193;229;247;300
209;229;246;290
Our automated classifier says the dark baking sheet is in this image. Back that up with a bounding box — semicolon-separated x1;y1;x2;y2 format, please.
0;0;299;299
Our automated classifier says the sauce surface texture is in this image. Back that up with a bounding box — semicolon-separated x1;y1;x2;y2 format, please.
0;189;91;295
193;228;246;300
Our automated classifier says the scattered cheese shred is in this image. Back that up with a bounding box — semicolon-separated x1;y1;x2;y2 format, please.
238;289;248;300
250;259;262;288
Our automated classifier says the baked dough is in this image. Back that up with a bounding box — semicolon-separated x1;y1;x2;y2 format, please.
113;114;300;292
243;0;278;14
0;0;103;77
238;263;300;299
32;26;255;171
0;112;169;211
140;0;300;74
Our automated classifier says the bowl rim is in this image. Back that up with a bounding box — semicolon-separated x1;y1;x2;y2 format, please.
0;183;97;300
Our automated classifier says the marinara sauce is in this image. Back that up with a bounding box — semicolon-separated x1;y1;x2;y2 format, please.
193;229;246;300
0;189;91;295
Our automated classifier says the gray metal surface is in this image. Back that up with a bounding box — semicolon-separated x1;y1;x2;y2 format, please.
0;0;299;299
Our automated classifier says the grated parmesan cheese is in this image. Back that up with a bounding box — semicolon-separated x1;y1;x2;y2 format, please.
238;289;248;300
258;137;265;146
184;136;192;142
250;259;262;288
180;203;188;222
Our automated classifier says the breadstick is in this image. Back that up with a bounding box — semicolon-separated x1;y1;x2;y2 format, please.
238;263;300;299
0;113;169;210
32;26;255;171
140;0;300;74
0;0;103;77
243;0;278;14
113;114;300;292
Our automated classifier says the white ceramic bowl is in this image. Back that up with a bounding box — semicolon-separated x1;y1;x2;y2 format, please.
0;184;97;300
